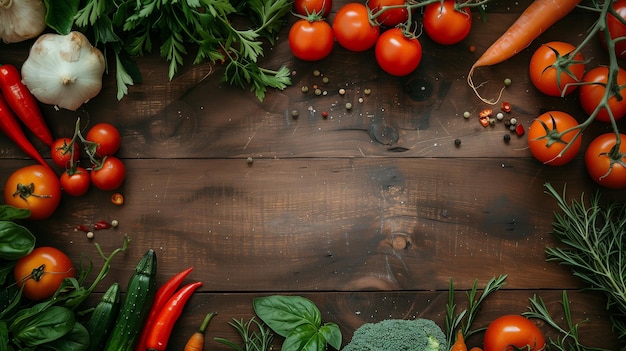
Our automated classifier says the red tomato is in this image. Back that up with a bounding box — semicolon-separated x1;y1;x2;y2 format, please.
527;111;582;166
368;0;409;27
529;41;585;97
85;123;121;157
4;165;61;220
289;18;334;61
14;246;75;301
601;0;626;59
579;66;626;123
375;28;422;76
423;0;472;45
294;0;332;17
332;3;380;52
484;315;546;351
60;167;91;196
90;156;126;191
585;133;626;189
50;137;80;169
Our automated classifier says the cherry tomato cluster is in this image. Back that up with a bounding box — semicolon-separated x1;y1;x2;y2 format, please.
526;0;626;189
51;120;126;196
288;0;474;76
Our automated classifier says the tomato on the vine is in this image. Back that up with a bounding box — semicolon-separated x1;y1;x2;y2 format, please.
332;3;380;52
529;41;585;97
60;167;91;197
294;0;332;17
423;0;472;45
601;0;626;59
579;66;626;123
90;156;126;191
368;0;409;28
4;165;61;220
585;133;626;189
85;122;121;157
50;137;80;169
484;315;546;351
375;28;422;76
527;111;582;166
289;17;334;61
14;246;75;301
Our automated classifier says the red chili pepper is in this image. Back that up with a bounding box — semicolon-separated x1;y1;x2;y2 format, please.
146;281;203;351
134;267;194;351
93;220;112;230
0;64;54;146
0;94;49;168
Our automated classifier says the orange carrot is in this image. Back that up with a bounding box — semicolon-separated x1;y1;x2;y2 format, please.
468;0;581;104
450;330;468;351
184;312;216;351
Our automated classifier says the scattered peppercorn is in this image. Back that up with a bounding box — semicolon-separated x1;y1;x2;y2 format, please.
322;76;329;84
503;134;511;142
469;45;476;53
345;102;353;110
496;112;504;120
111;219;119;227
454;138;461;147
314;88;322;96
247;156;254;164
463;111;471;119
364;88;371;95
301;86;309;93
291;110;299;118
504;78;512;86
509;117;517;125
86;231;94;239
313;69;321;76
322;111;328;119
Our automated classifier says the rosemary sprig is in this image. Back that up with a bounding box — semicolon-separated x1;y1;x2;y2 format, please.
445;274;508;347
544;183;626;341
214;317;274;351
523;291;612;351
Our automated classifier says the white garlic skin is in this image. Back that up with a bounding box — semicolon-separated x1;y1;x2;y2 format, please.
0;0;46;43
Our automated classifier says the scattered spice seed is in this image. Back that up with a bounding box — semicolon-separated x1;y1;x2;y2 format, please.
339;88;346;95
469;45;476;53
463;111;471;119
364;88;371;95
314;88;322;96
247;156;253;164
301;86;309;93
322;111;328;119
504;78;512;86
345;102;352;110
291;110;299;118
496;112;504;120
111;192;124;205
454;138;461;146
86;231;94;239
509;117;517;125
313;69;321;76
489;118;496;126
322;76;329;84
504;134;511;142
111;219;119;228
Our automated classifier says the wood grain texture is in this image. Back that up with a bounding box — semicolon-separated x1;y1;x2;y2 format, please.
0;0;624;350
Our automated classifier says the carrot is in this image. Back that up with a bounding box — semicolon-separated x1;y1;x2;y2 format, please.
184;312;216;351
450;330;467;351
468;0;581;104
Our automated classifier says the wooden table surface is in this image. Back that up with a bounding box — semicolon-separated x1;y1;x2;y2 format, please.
2;0;626;349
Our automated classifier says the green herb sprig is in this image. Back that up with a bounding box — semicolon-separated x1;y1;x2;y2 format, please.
44;0;293;101
544;183;626;341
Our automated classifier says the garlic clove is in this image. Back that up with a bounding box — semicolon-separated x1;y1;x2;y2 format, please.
21;32;106;111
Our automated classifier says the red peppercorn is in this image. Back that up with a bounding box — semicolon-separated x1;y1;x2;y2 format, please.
321;111;328;119
501;102;512;113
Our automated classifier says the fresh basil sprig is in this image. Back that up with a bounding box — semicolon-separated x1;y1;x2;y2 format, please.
253;295;342;351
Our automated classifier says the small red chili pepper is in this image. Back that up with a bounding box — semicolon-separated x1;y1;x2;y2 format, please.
0;64;54;146
94;220;112;230
75;225;89;232
146;281;203;351
0;94;49;169
134;267;194;351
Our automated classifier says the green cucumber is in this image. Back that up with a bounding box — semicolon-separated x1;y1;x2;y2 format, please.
104;249;157;351
85;282;121;351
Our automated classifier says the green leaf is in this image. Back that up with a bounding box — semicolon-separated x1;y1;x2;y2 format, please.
319;323;342;350
0;322;9;351
39;322;90;351
0;205;30;221
282;324;324;351
11;306;75;346
0;221;36;260
43;0;80;34
115;54;135;100
253;296;322;338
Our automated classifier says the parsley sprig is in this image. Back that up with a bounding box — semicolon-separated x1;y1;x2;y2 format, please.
44;0;293;101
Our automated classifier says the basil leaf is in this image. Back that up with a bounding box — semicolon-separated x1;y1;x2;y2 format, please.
11;306;75;346
0;321;9;351
282;324;324;351
0;205;30;221
0;221;35;261
39;322;89;351
253;295;321;337
319;322;342;350
44;0;80;34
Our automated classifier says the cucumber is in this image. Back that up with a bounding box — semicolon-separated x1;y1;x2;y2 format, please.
85;282;121;351
104;249;157;351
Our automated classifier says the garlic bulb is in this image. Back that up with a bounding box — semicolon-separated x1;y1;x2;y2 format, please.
0;0;46;43
21;31;106;111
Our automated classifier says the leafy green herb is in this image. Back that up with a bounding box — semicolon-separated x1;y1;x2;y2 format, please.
445;274;507;347
214;317;274;351
253;295;342;351
44;0;293;101
523;291;612;351
544;183;626;341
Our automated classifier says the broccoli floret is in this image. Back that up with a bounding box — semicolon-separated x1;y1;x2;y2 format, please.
342;319;447;351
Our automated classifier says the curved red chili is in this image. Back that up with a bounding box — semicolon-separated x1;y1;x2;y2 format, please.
0;64;54;147
134;267;194;351
146;281;203;351
0;94;49;168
